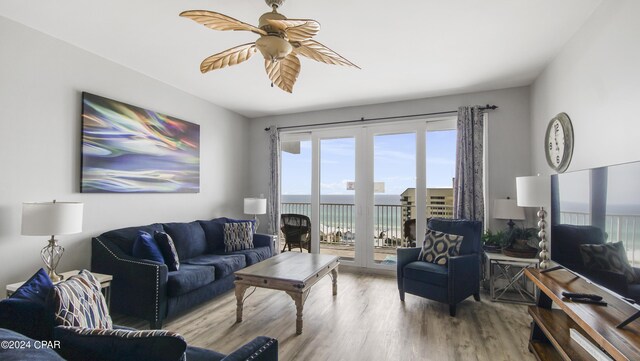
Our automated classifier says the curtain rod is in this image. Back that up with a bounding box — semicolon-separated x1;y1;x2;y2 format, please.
264;104;498;131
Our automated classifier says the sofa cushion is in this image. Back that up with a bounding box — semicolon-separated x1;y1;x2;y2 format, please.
167;265;216;298
226;246;272;266
223;222;254;252
155;231;180;271
163;222;208;261
418;229;463;267
199;218;257;253
198;218;228;253
53;326;187;361
183;254;247;279
403;261;448;287
100;223;164;255
132;231;165;264
52;270;112;329
10;268;53;306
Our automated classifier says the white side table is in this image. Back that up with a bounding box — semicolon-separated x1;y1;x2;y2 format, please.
485;252;538;304
6;270;113;308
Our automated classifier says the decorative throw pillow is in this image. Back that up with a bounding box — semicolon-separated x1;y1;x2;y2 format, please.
10;268;54;305
2;268;56;341
223;221;254;252
154;231;180;271
54;326;187;361
580;242;637;283
52;270;112;329
228;218;257;233
132;230;165;264
418;229;463;267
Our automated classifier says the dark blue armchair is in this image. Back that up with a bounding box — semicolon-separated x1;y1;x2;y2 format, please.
397;218;482;316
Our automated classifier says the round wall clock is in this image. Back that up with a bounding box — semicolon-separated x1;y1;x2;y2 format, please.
545;112;574;173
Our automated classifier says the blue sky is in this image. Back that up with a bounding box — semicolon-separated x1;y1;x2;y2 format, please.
282;130;456;195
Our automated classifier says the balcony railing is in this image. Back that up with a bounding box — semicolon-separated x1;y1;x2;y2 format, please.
282;202;453;248
560;211;640;266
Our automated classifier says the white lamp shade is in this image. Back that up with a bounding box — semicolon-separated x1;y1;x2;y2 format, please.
516;176;550;207
21;202;84;236
244;198;267;215
493;199;525;220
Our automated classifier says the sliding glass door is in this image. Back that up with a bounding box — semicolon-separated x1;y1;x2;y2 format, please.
319;134;357;261
368;127;417;266
280;117;456;269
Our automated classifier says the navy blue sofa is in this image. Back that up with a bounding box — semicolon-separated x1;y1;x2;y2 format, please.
91;217;274;329
0;278;278;361
397;218;482;316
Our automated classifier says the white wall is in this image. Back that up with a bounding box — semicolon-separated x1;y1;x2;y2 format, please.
531;0;640;175
248;86;532;233
0;17;250;291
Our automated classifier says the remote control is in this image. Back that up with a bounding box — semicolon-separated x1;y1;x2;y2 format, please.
565;297;607;306
562;292;603;301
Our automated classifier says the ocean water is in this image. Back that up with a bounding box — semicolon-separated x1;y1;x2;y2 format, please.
282;194;402;205
282;194;405;239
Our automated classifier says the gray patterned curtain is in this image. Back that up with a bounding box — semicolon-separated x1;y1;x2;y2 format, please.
268;126;281;237
454;106;485;221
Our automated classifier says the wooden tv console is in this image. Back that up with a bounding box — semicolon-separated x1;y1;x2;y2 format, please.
524;268;640;361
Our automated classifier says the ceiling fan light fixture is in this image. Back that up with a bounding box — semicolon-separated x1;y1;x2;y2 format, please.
256;35;292;61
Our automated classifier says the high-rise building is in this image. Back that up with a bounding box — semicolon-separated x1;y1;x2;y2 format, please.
400;188;454;220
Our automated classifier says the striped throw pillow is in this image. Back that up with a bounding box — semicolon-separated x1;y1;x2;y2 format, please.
52;270;112;329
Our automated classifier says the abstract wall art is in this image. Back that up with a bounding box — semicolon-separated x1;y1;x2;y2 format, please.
81;92;200;193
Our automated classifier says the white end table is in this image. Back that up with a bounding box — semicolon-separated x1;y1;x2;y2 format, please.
485;252;538;304
6;270;113;308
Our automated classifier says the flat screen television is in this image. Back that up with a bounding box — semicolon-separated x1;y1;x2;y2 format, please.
550;160;640;309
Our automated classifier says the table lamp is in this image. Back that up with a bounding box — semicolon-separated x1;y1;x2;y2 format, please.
493;198;525;230
21;200;84;281
516;175;550;269
244;197;266;231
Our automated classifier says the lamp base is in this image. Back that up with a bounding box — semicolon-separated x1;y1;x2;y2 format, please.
47;270;63;283
41;236;64;282
537;207;549;269
253;215;260;232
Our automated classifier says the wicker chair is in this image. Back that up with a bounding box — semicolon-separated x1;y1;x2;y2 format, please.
280;214;311;253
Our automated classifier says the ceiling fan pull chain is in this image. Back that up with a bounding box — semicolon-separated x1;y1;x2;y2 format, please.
271;82;274;88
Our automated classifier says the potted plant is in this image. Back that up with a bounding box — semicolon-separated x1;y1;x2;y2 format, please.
481;230;507;253
503;226;539;258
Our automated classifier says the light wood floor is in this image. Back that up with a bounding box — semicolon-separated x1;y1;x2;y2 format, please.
114;271;536;361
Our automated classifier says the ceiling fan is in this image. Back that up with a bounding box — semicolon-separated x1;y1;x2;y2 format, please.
180;0;359;93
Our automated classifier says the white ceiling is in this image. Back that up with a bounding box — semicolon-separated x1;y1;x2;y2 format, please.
0;0;602;118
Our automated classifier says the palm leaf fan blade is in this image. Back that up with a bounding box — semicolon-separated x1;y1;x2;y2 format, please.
265;54;301;93
294;40;359;68
200;43;257;73
180;10;266;35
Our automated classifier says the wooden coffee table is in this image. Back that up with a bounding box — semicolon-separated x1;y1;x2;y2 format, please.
234;252;339;335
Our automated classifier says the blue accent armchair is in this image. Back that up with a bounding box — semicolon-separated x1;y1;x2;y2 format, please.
397;218;482;316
